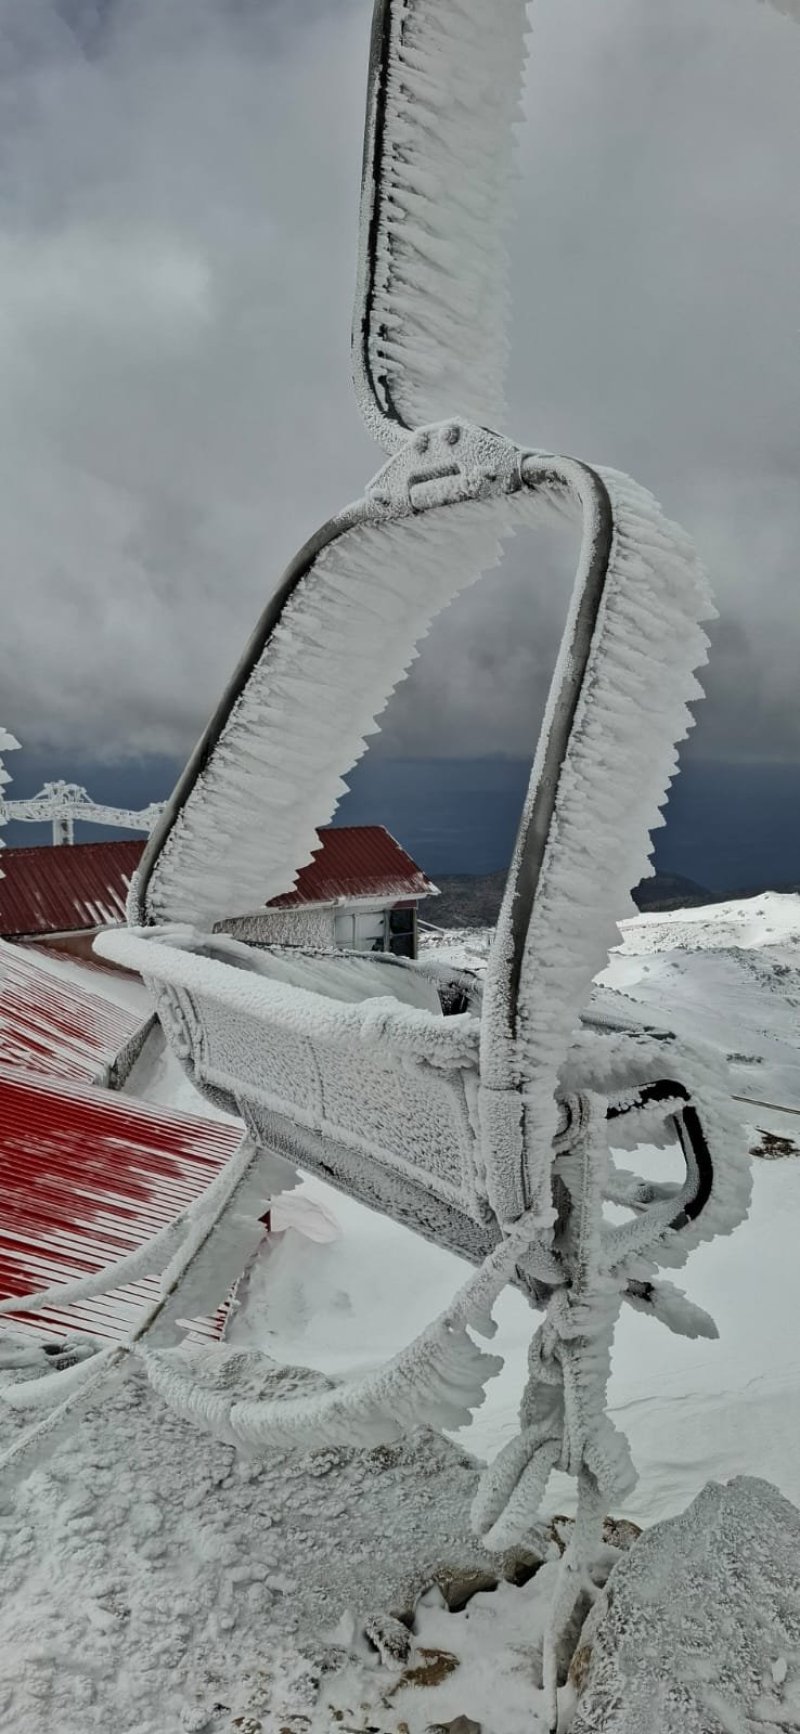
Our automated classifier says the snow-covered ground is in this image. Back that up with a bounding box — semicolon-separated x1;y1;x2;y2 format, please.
2;892;800;1732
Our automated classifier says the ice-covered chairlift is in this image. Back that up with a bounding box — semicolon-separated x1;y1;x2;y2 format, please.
99;0;745;1321
7;0;760;1712
97;0;751;1519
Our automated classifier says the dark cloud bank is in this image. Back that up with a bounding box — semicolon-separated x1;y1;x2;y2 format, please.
0;0;797;780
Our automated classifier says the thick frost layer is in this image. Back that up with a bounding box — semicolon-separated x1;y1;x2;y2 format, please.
563;1023;752;1263
355;0;529;438
144;926;445;1014
571;1477;800;1734
483;463;714;1217
97;927;480;1072
135;499;512;929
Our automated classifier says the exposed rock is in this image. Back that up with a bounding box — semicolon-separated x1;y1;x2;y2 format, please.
601;1517;642;1552
550;1514;642;1557
751;1128;799;1160
425;1545;544;1614
395;1648;460;1690
426;1718;482;1734
363;1613;412;1668
571;1476;800;1733
427;1566;499;1613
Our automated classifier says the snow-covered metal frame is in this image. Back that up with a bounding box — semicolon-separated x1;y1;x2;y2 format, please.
1;779;163;846
0;730;20;880
117;430;730;1288
352;0;527;443
95;416;751;1726
91;0;756;1707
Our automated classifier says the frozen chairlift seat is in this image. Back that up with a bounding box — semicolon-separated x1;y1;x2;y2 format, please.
96;0;751;1669
7;0;764;1710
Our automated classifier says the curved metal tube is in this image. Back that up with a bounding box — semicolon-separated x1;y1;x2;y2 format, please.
128;501;369;927
352;0;409;449
131;447;612;968
497;457;614;1049
352;0;526;446
608;1080;714;1230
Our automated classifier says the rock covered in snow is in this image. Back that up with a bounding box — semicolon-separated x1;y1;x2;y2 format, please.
570;1476;800;1734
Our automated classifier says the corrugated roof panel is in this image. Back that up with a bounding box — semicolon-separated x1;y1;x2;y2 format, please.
0;827;435;937
0;1070;244;1342
0;840;143;939
268;825;437;909
0;940;142;1082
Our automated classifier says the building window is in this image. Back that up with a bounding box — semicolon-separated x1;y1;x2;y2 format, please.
333;906;417;958
388;906;415;959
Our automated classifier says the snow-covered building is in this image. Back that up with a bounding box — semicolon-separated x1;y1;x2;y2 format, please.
0;826;437;960
220;825;437;957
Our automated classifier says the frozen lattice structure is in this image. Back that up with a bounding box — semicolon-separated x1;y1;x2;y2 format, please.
0;728;20;877
4;0;782;1717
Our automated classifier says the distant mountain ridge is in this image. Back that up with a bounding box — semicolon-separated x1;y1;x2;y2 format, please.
5;747;799;901
422;870;730;930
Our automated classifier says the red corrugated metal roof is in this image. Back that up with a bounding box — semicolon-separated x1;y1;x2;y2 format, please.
268;825;437;909
0;1069;244;1343
0;839;142;938
0;827;436;935
0;939;142;1082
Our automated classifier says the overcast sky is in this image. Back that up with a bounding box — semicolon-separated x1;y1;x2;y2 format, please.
0;0;797;769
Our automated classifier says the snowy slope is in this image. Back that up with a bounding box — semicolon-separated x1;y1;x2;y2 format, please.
615;890;800;955
601;892;800;1115
425;894;800;1120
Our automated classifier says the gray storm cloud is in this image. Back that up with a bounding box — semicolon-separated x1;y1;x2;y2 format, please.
0;0;797;766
